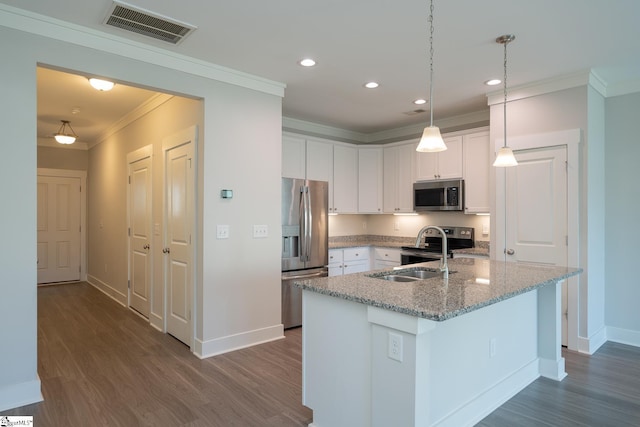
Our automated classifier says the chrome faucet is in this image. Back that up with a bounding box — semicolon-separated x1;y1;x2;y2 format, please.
415;225;449;277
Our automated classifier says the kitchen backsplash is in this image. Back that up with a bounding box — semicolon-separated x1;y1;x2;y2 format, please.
329;212;490;242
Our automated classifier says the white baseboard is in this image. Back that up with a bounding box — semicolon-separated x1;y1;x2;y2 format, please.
194;324;284;359
0;377;43;412
539;357;567;381
433;359;540;427
149;312;164;332
577;326;607;355
87;274;127;307
606;326;640;348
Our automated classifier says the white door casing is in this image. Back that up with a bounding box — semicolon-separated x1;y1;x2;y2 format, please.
495;129;581;350
163;126;196;347
37;173;82;284
127;146;153;318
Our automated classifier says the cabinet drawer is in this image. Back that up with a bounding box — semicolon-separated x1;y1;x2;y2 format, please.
343;247;369;262
328;249;343;265
373;248;401;263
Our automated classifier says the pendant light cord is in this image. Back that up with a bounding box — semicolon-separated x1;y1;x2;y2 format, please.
503;39;508;149
429;0;435;127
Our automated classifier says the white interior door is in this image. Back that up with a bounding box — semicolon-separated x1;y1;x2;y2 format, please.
128;153;152;318
163;127;195;346
505;145;568;343
37;175;81;284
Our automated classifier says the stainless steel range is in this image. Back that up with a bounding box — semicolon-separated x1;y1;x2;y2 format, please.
400;226;474;265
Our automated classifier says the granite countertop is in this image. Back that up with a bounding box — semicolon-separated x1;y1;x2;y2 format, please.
328;235;413;250
295;258;582;322
451;247;490;257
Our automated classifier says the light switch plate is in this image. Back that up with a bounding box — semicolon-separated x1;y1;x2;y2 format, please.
253;225;268;238
217;225;230;239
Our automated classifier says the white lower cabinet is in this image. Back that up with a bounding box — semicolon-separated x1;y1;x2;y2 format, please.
373;248;401;270
328;247;371;276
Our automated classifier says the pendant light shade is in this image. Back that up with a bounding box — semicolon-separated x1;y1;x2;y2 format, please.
416;0;446;153
493;146;518;167
417;126;446;152
493;34;517;167
54;120;77;144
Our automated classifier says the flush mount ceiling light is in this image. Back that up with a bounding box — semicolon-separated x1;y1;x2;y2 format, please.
54;120;77;144
364;81;379;89
298;58;316;67
416;0;446;153
414;99;427;105
89;78;115;91
485;79;501;86
493;34;518;167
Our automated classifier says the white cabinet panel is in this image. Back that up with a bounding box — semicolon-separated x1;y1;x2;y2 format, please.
330;247;371;276
333;145;358;214
306;139;334;211
462;131;490;214
415;136;463;181
358;147;383;213
383;143;415;213
282;135;306;179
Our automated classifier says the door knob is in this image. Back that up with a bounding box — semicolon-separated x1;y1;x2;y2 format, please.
505;248;515;255
143;244;150;250
163;247;171;254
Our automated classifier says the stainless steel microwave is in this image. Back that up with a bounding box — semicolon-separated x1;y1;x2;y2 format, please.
413;179;464;211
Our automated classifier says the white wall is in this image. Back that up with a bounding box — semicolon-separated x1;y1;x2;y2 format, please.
605;92;640;341
0;16;283;409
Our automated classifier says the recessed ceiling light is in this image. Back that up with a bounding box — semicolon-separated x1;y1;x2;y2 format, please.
89;78;115;91
414;99;427;105
298;58;316;67
364;82;379;89
485;79;501;86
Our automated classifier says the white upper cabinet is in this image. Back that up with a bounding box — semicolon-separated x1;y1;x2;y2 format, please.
358;147;383;214
305;138;335;210
333;144;358;214
383;142;415;213
415;135;463;181
462;130;490;214
282;134;306;179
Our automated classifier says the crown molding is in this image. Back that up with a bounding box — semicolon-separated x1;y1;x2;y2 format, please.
605;78;640;97
486;70;602;106
0;4;285;98
283;110;489;144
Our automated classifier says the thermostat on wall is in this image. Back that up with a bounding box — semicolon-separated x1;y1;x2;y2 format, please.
221;189;233;199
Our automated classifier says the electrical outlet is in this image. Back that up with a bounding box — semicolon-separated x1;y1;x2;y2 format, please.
490;338;497;358
253;224;268;238
394;220;400;231
217;225;230;239
483;223;490;235
388;332;403;362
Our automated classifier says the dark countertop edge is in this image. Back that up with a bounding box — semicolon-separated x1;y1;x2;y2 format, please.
296;268;582;322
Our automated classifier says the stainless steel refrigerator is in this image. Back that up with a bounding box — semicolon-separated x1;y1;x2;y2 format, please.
281;178;328;329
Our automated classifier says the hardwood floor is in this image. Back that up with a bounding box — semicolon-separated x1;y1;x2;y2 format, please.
2;282;639;426
477;342;640;426
3;283;312;426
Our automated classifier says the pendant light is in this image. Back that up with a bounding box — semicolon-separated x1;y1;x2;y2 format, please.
54;120;77;144
416;0;447;152
493;34;518;167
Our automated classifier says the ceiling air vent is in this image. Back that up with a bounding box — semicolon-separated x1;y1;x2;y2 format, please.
103;1;196;45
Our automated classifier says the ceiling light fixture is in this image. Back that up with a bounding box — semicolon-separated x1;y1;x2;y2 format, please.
416;0;446;153
413;99;427;105
493;34;518;167
54;120;77;144
89;78;115;91
298;58;316;67
485;79;501;86
364;82;379;89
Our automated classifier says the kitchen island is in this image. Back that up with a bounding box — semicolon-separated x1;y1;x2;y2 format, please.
295;258;582;427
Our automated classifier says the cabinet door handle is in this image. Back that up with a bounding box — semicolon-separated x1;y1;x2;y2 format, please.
505;248;515;255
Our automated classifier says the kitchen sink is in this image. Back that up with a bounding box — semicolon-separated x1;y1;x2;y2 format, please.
368;267;450;282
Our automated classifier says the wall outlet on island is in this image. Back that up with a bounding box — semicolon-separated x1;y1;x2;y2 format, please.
388;332;403;362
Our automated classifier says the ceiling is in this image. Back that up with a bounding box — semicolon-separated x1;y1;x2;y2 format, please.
7;0;640;142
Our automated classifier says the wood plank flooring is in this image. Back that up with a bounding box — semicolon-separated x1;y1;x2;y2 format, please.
3;283;312;426
2;282;639;426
